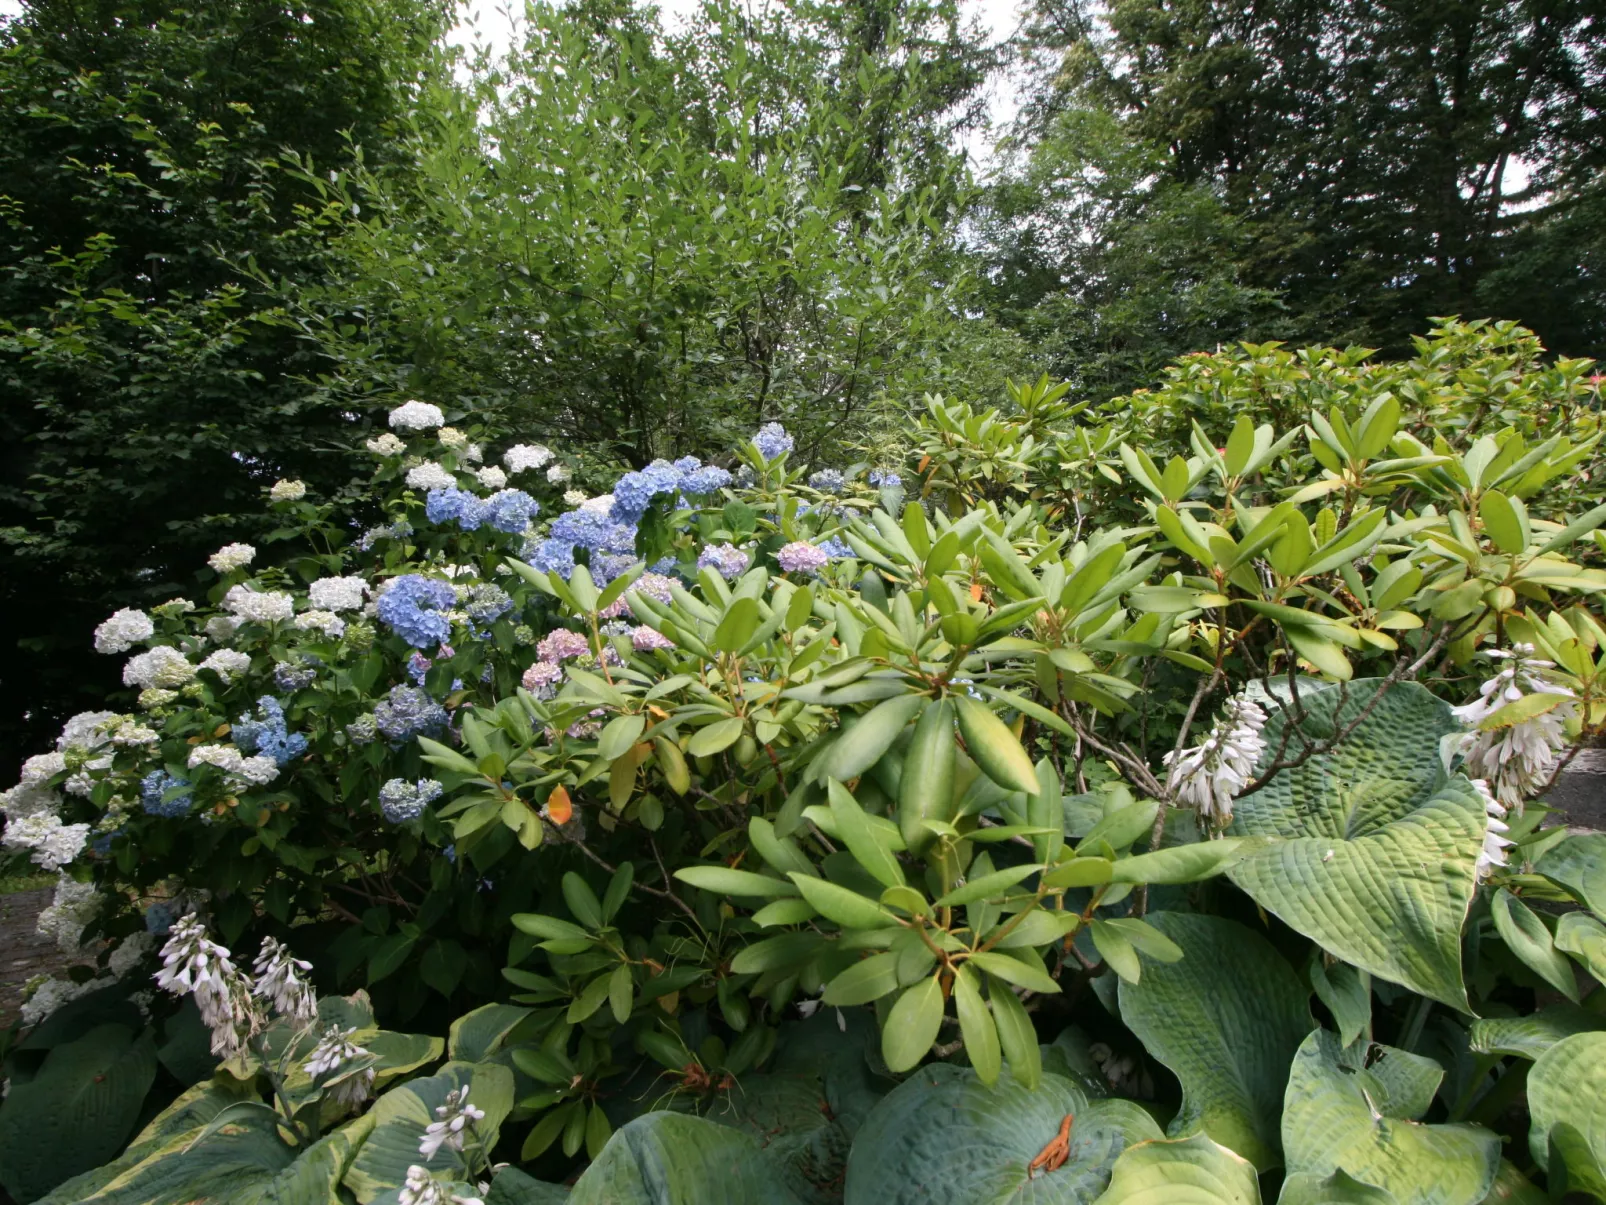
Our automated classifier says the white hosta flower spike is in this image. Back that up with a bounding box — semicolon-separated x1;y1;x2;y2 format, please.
1164;695;1268;831
1452;644;1576;813
1472;778;1516;881
251;936;316;1021
304;1026;376;1107
418;1087;486;1159
399;1165;484;1205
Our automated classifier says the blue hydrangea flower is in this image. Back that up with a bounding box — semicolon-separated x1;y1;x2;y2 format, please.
462;583;513;627
483;489;539;534
869;469;903;490
145;900;179;935
672;456;701;473
682;466;733;495
233;697;310;766
753;422;793;460
373;685;448;741
426;487;487;530
377;575;456;647
357;519;414;551
808;468;845;493
698;542;751;579
273;661;317;692
820;535;854;559
378;777;444;824
529;536;576;577
141;769;193;817
611;461;684;523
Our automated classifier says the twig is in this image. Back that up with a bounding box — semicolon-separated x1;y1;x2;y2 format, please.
560;830;701;926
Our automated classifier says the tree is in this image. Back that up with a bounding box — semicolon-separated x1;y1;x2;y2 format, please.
0;0;450;774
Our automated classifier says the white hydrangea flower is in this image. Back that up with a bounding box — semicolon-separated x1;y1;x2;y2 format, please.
3;813;92;871
418;1088;486;1159
579;493;614;515
0;776;60;820
205;615;241;644
504;444;553;473
399;1166;484;1205
390;400;446;431
295;610;346;638
208;543;257;574
461;443;483;465
1452;644;1577;813
107;932;155;980
123;645;196;689
58;711;116;752
109;721;160;747
223;586;296;624
37;875;102;951
406;461;457;492
252;937;315;1021
200;648;253;682
304;1026;376;1108
1471;779;1516;880
269;480;307;502
562;488;588;507
20;975;96;1027
237;756;281;786
474;465;507;490
546;462;571;484
94;608;154;654
189;745;245;773
367;432;406;456
437;426;467;449
308;576;369;612
1163;696;1268;831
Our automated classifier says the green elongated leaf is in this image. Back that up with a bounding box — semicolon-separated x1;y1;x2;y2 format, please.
1228;681;1482;1010
843;1064;1161;1205
935;863;1039;907
899;698;956;854
1110;840;1248;884
791;874;897;929
1469;1003;1606;1060
602;862;634;923
675;865;799;898
563;871;605;931
1308;959;1370;1048
1277;1170;1398;1204
986;980;1043;1091
567;1111;806;1205
754;899;819;927
1535;501;1606;554
596;713;646;760
1090;919;1142;984
1076;799;1160;856
882;975;945;1073
1479;491;1526;554
1535;833;1606;918
1117;914;1312;1171
1281;1031;1498;1205
816;694;925;784
688;716;745;757
969;951;1061;995
1527;1031;1606;1199
1102;918;1182;962
750;817;817;878
730;932;824;975
1490;889;1578;999
954;695;1039;795
827;778;906;889
1095;1133;1262;1205
953;967;1002;1085
346;1061;515;1203
714;597;762;653
0;1024;158;1203
824;952;902;1007
652;736;690;795
1556;911;1606;982
1043;856;1115;888
511;913;591;944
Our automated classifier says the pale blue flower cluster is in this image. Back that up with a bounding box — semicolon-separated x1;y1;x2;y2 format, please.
808;468;845;492
681;465;732;495
611;461;685;523
373;685;448;741
753;423;793;460
462;583;514;628
234;697;310;766
378;777;444;824
426;487;538;534
140;770;192;818
273;661;317;692
869;469;903;490
377;576;456;647
356;519;413;552
697;542;750;579
530;507;640;581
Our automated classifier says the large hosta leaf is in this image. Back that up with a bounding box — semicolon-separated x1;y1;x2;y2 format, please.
487;1167;571;1202
1469;1004;1606;1060
1093;1134;1261;1204
1535;833;1606;918
1227;680;1482;1010
843;1064;1162;1205
1527;1030;1606;1199
1280;1030;1498;1205
567;1111;807;1205
344;1061;514;1204
1117;913;1311;1170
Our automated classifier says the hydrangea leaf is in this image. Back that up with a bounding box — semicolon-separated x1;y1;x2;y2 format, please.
1469;1003;1606;1060
1227;680;1481;1010
1526;1031;1606;1198
1281;1030;1498;1205
566;1112;807;1205
1093;1133;1262;1204
843;1064;1162;1205
1117;913;1312;1170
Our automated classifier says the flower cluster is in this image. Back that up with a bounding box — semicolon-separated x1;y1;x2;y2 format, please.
155;914;258;1057
304;1027;376;1108
390;400;446;431
776;541;830;575
309;575;369;612
36;875;102;951
399;1166;484;1205
611;460;685;522
270;479;307;502
208;543;257;574
124;646;196;689
367;432;407;456
419;1087;486;1159
407;461;458;492
141;770;194;817
374;685;450;742
378;576;458;647
94;608;154;654
187;743;281;786
521;661;563;698
379;778;445;824
201;648;253;682
233;698;310;766
697;542;751;579
1473;779;1515;880
1451;645;1577;812
1163;696;1268;830
753;422;794;460
808;468;845;492
504;443;553;473
4;813;92;870
252;936;315;1021
225;586;296;625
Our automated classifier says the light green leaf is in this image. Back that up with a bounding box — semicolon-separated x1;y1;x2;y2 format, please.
1556;911;1606;983
881;976;945;1073
1535;833;1606;919
791;874;897;929
1490;889;1578;999
827;778;906;889
595;713;646;760
1109;840;1249;884
935;864;1039;907
1528;1031;1606;1199
567;1111;806;1205
969;951;1061;995
688;716;745;757
954;966;1003;1086
675;865;799;898
899;698;957;854
1468;1004;1606;1061
1118;914;1312;1170
1281;1031;1498;1205
823;952;901;1007
1228;681;1482;1010
954;695;1040;795
843;1065;1161;1205
714;596;762;653
815;695;924;785
989;981;1043;1090
1094;1133;1262;1205
1277;1169;1398;1204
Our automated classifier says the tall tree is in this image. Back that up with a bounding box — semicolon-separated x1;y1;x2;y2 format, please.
988;0;1606;392
0;0;449;773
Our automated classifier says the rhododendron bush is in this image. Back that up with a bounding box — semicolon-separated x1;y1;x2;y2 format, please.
3;321;1606;1205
